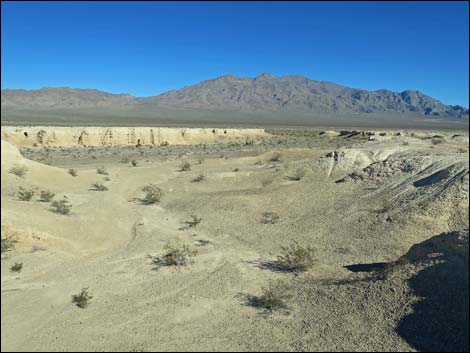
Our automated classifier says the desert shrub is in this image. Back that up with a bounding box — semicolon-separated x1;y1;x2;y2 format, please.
179;161;191;171
96;166;108;175
9;165;28;178
1;236;17;254
18;187;35;201
131;160;138;167
10;262;23;273
261;211;279;224
244;281;291;313
151;244;197;268
185;215;202;228
268;152;281;162
288;167;306;181
103;176;111;181
191;174;206;183
39;190;55;202
91;183;108;191
197;158;205;164
254;160;263;166
141;184;163;204
68;168;78;177
72;288;92;308
120;157;130;163
160;141;169;146
261;177;274;187
431;138;444;145
457;147;467;153
276;243;316;273
51;198;72;215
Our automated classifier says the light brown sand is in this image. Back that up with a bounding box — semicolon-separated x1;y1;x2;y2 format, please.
1;127;468;351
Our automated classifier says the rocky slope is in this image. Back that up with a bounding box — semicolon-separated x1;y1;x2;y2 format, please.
2;74;468;119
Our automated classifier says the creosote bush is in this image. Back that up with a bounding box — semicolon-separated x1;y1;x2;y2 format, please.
131;160;138;167
39;190;55;202
68;169;78;177
245;281;292;314
9;165;28;178
51;198;72;215
179;161;191;171
10;262;23;273
185;215;202;228
191;174;206;183
141;184;163;204
92;183;108;191
18;187;35;201
151;244;197;268
277;243;316;273
96;166;108;175
72;288;92;308
261;211;279;224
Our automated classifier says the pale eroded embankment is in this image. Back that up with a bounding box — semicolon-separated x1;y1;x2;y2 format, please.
0;126;268;147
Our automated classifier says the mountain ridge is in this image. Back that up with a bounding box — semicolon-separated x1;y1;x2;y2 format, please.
2;74;468;119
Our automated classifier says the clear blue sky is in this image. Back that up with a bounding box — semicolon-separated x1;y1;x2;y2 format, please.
1;1;469;106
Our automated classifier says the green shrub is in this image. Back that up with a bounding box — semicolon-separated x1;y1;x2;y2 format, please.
185;215;202;228
245;281;291;313
10;262;23;273
190;174;206;183
39;190;55;202
261;211;279;224
18;187;35;201
72;288;92;308
51;198;72;215
131;160;138;167
9;165;28;178
179;161;191;171
91;183;108;191
96;166;108;175
141;184;163;204
151;244;197;267
277;243;316;273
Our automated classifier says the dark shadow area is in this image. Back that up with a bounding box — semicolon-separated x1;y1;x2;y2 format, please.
413;169;450;187
344;262;388;273
396;229;469;352
245;259;294;273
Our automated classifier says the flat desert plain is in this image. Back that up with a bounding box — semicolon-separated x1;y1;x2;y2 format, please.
1;126;469;351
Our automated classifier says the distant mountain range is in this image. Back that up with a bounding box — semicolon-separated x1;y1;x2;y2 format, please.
2;74;468;119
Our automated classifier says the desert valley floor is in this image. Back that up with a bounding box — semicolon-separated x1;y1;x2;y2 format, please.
1;126;469;351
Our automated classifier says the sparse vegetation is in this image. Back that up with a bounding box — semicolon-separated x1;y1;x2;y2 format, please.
190;174;206;183
276;243;316;273
141;184;163;204
17;187;35;201
243;281;291;313
1;235;17;255
261;211;279;224
72;288;92;308
287;167;306;181
185;215;202;228
10;262;23;273
179;161;191;171
9;165;28;178
150;244;197;268
261;177;274;187
39;190;55;202
91;183;108;191
232;168;239;172
131;160;138;167
68;168;78;176
97;166;108;175
51;198;72;215
431;138;444;145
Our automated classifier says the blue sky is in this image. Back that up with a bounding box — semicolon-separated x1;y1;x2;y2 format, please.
1;1;469;106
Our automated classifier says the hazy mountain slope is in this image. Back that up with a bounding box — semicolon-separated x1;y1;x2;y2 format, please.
2;74;468;119
1;87;135;109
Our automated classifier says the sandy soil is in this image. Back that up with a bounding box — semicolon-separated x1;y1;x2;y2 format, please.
1;127;468;352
